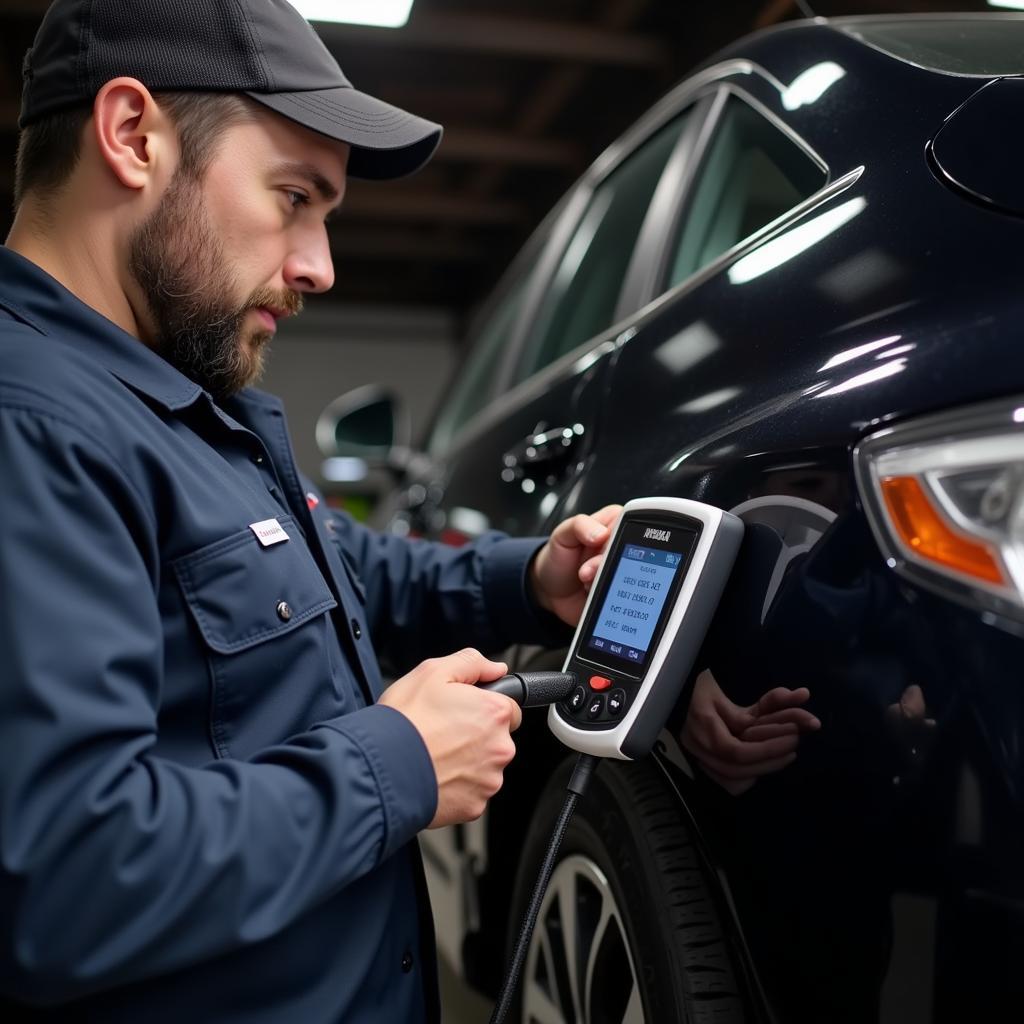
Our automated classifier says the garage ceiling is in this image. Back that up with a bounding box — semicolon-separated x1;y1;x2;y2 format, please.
0;0;998;319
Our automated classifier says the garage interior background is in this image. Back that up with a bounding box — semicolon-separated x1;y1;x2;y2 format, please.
0;0;1002;504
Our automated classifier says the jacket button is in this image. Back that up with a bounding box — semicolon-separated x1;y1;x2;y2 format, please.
252;453;265;465
351;618;362;640
401;950;414;973
276;600;292;622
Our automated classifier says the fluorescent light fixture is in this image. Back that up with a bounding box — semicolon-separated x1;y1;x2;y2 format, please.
988;2;1024;10
728;197;867;285
288;0;415;28
782;62;846;111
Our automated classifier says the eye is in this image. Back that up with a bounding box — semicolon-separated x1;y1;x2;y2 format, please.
283;189;310;210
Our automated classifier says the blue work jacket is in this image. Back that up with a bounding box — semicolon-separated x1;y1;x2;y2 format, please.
0;246;561;1021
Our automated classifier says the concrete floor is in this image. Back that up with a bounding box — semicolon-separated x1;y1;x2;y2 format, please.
439;954;493;1024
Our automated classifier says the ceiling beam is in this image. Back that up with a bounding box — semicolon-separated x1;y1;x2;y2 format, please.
467;0;655;198
321;13;668;69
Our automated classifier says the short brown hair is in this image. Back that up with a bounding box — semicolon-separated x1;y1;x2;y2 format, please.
14;91;260;207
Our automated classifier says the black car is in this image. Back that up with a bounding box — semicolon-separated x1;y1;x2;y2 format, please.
323;14;1024;1023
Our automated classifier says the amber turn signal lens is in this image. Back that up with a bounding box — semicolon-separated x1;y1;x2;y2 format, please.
880;476;1005;585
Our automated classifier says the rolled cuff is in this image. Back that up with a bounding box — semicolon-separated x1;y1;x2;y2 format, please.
318;704;438;860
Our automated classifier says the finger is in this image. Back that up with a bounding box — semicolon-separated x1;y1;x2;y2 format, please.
591;504;623;528
578;554;603;583
753;687;811;716
740;722;802;742
710;692;758;736
438;648;508;685
569;513;613;548
899;684;927;719
705;715;801;765
505;699;523;733
746;708;821;731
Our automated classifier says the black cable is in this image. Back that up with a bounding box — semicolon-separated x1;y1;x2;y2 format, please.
488;754;601;1024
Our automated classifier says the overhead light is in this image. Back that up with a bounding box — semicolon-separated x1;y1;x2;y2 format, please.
988;1;1024;10
288;1;415;28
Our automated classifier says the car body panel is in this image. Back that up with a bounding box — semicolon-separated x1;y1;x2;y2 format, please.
379;18;1024;1022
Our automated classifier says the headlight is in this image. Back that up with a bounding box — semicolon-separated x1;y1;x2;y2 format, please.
855;398;1024;631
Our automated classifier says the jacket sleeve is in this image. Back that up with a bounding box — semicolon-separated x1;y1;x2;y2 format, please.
322;505;571;671
0;406;437;1005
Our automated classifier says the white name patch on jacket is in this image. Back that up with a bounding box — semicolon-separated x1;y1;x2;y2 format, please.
249;519;290;547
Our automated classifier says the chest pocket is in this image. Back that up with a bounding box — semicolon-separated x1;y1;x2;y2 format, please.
173;517;343;759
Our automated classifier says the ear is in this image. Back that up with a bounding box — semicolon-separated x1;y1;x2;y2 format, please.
92;77;174;191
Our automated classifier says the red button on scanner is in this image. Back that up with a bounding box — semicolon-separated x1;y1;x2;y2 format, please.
589;675;612;691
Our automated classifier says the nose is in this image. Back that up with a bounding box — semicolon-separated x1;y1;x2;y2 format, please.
283;225;335;294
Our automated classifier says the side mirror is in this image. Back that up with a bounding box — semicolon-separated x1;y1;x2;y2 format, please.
315;386;412;482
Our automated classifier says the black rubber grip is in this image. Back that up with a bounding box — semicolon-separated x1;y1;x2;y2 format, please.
481;672;578;708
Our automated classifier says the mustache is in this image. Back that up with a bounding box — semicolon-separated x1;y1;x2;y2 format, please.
243;287;304;319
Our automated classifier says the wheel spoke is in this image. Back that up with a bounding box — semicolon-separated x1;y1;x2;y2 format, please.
554;866;584;1019
523;976;570;1024
581;889;614;1021
621;980;644;1024
524;854;647;1024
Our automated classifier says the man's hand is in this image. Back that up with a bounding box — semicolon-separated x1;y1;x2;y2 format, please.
379;648;521;828
681;669;820;796
529;504;623;626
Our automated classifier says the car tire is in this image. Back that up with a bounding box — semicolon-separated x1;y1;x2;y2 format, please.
505;756;746;1024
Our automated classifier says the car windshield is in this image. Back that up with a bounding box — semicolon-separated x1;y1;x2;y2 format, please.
835;16;1024;76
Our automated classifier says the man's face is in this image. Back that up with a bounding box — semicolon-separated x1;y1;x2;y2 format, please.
129;110;348;400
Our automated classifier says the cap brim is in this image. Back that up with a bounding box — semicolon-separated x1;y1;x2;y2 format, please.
246;86;442;180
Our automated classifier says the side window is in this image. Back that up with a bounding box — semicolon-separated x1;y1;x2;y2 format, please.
667;96;826;289
517;113;690;382
427;274;529;454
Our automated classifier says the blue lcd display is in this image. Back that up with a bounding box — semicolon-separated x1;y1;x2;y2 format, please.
587;544;682;668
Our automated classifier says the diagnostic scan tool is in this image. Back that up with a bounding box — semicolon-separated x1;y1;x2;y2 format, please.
484;497;743;1024
550;497;743;759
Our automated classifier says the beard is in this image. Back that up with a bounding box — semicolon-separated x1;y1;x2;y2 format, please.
128;171;303;401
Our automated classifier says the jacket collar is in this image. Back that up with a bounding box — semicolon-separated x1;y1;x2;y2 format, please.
0;245;204;412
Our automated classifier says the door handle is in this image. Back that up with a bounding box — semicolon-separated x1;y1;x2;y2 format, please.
501;424;585;483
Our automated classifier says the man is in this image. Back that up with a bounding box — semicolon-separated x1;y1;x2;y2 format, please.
0;2;621;1020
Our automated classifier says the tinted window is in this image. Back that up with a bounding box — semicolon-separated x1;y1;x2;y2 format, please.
667;97;826;289
517;114;689;381
838;18;1024;76
427;274;528;454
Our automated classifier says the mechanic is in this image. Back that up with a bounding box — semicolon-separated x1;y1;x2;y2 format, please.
0;2;621;1021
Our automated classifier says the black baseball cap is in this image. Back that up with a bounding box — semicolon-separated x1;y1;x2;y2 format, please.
19;0;442;180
